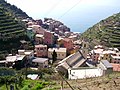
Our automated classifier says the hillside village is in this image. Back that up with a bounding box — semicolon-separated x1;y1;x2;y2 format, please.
0;0;120;89
0;17;120;81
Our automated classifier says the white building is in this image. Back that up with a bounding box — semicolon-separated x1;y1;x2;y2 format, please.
68;67;103;79
48;48;67;60
32;58;48;68
18;50;34;60
6;55;26;67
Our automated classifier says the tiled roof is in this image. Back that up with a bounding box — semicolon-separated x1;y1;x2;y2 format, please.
57;51;86;70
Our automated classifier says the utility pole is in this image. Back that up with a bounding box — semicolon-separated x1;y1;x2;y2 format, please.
58;72;74;90
61;80;63;90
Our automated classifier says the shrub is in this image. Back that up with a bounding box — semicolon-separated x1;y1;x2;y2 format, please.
21;85;29;90
31;84;43;90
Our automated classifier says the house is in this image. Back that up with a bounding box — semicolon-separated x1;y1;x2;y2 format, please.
35;44;47;57
27;21;34;27
6;55;26;67
56;51;86;75
26;28;35;41
111;63;120;71
99;50;116;62
111;54;120;63
31;25;45;34
35;34;44;44
70;45;80;54
98;60;113;75
57;38;64;47
35;19;42;25
48;48;67;60
44;31;55;46
68;35;78;41
57;38;74;54
90;46;104;62
6;56;17;67
18;50;34;63
68;67;103;79
32;58;48;68
63;38;73;51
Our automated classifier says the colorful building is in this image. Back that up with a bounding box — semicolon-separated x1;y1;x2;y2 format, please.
99;50;116;62
35;44;47;57
44;31;54;46
18;50;34;60
35;34;44;44
26;28;35;41
48;48;67;60
90;45;104;62
57;38;64;47
32;58;48;69
63;38;73;50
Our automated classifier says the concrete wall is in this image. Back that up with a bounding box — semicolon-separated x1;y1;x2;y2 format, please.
68;68;103;79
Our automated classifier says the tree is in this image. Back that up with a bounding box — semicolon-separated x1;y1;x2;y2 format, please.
52;50;57;63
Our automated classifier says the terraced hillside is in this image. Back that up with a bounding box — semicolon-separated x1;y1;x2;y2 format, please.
0;7;28;59
0;0;29;19
81;13;120;49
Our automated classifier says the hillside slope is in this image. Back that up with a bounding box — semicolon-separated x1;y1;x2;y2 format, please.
0;1;30;59
0;0;29;19
81;13;120;49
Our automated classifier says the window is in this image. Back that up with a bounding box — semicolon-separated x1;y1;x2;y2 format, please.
40;48;43;50
84;44;86;48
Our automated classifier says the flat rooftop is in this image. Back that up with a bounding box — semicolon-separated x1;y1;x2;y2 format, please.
48;48;66;52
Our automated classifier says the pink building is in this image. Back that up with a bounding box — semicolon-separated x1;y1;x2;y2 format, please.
63;38;73;50
35;44;47;57
44;31;54;46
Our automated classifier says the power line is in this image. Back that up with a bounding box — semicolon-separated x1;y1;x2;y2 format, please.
58;0;82;19
44;0;62;17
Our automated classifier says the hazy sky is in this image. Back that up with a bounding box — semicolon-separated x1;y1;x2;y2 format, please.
6;0;120;32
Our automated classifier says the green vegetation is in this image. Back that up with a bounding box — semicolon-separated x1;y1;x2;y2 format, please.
81;13;120;49
0;67;120;90
0;67;61;90
0;0;33;59
0;0;29;19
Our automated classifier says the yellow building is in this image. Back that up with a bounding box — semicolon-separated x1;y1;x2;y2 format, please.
48;48;67;60
57;38;64;47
